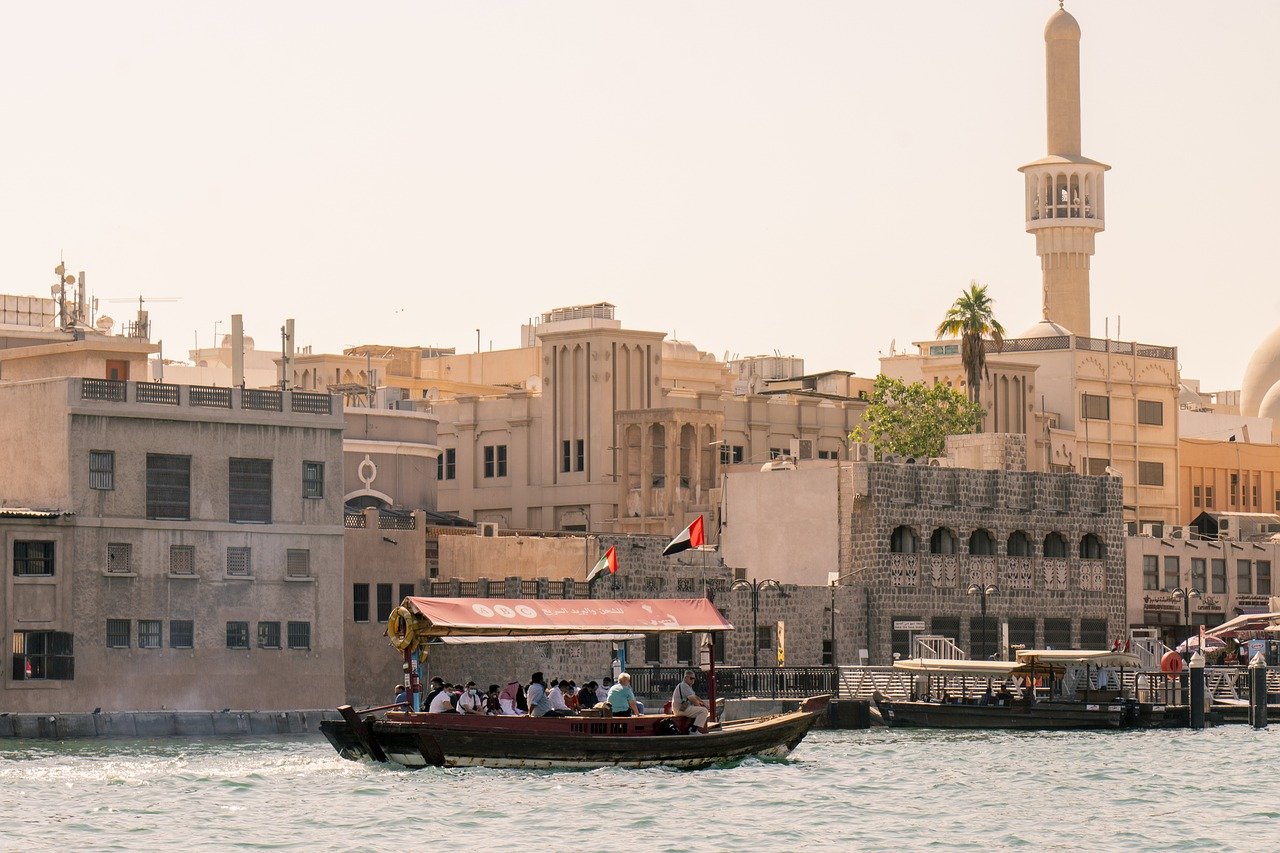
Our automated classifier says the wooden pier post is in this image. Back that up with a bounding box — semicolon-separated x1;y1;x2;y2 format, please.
1189;651;1206;730
1249;652;1268;730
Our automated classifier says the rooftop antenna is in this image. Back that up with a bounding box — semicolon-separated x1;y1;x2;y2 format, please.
104;293;181;341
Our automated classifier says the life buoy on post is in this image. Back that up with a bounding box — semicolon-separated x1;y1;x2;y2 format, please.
388;606;418;652
1160;650;1185;678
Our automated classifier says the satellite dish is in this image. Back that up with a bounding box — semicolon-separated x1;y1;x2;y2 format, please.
64;275;76;285
96;316;115;333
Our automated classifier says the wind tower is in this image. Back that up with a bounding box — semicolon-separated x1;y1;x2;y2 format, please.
1018;3;1107;337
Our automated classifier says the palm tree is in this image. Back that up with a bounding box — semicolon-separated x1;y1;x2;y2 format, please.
936;282;1005;431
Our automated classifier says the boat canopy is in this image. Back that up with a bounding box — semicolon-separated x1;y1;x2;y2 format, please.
400;597;733;639
893;659;1027;678
1015;649;1142;669
1206;611;1280;638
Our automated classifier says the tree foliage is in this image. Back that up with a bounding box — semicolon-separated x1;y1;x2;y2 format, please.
850;376;982;460
935;282;1005;430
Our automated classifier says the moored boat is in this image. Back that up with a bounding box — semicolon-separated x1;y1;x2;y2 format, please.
321;596;829;769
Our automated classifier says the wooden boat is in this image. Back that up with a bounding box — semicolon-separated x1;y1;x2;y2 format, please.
321;596;830;769
874;651;1147;730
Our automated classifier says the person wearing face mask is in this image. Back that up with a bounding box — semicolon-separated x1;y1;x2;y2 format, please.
456;680;485;715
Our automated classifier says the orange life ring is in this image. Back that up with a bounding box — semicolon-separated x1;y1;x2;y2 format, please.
1160;650;1184;676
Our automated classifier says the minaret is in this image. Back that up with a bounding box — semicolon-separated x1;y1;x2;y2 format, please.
1018;4;1108;337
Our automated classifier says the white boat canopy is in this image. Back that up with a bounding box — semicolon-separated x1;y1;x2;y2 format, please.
892;659;1027;678
1015;649;1142;669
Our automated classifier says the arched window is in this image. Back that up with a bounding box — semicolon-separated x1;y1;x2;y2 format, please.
890;526;917;554
1080;533;1105;559
649;424;666;488
968;529;996;556
930;527;958;555
1043;532;1068;558
1007;530;1031;557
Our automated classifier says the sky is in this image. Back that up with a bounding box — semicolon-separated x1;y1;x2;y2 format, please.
2;1;1277;390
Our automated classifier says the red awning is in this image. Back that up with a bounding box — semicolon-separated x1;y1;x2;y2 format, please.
402;597;733;638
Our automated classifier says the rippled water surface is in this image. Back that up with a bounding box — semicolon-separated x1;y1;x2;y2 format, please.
1;727;1277;851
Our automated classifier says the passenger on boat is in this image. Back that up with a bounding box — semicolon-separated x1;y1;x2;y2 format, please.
607;673;641;717
424;677;446;711
671;670;710;734
597;678;611;705
565;681;580;712
485;685;502;715
393;684;407;708
578;681;599;710
457;681;485;715
428;680;456;713
548;680;573;715
499;680;522;715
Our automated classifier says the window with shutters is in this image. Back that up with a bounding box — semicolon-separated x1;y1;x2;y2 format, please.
1138;461;1164;487
89;450;115;490
138;620;162;649
257;621;281;649
229;458;272;523
1137;400;1164;426
353;584;370;622
302;461;325;498
286;549;311;578
226;547;252;577
226;621;250;649
1081;394;1110;421
107;542;132;574
376;583;394;622
287;621;311;650
106;619;131;648
146;454;191;520
169;545;195;576
14;541;55;576
170;620;194;649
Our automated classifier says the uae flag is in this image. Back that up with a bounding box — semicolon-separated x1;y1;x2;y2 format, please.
586;546;617;582
662;515;705;556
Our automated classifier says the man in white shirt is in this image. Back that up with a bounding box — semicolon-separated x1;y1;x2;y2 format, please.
428;682;456;713
670;670;710;733
456;681;484;714
548;680;572;714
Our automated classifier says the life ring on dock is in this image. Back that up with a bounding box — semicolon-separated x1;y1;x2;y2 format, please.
388;606;418;651
1160;651;1184;677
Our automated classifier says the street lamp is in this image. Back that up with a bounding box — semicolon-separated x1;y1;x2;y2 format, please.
731;578;787;667
1172;586;1202;659
966;583;999;661
828;567;870;668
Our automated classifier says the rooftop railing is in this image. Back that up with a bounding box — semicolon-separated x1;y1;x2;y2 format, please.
75;378;337;419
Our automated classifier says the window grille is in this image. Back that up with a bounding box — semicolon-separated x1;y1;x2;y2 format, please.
287;621;311;650
89;450;115;490
13;541;55;576
302;461;324;498
226;547;252;576
226;621;250;649
146;454;191;520
353;583;370;622
286;549;311;578
170;620;194;649
107;542;132;574
229;458;272;523
170;545;195;575
258;621;281;649
138;620;162;648
11;631;74;680
106;619;131;648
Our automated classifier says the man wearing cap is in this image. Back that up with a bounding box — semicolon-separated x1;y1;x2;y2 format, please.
670;670;709;734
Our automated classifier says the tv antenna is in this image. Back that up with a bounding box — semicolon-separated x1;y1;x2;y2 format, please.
102;294;181;341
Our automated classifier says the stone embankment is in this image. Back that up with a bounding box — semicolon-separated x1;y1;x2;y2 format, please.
0;709;342;739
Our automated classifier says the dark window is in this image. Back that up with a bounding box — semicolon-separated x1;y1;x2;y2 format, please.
930;527;957;555
1081;394;1110;421
257;621;281;649
1085;457;1109;476
1043;532;1068;558
968;529;996;555
11;631;74;680
286;549;311;578
756;624;775;650
561;440;572;473
170;620;194;649
1007;618;1036;651
399;583;415;603
1079;619;1108;649
1230;473;1239;506
575;439;585;472
302;461;324;498
229;458;272;523
226;621;250;649
14;541;55;576
226;547;252;577
138;620;162;649
170;545;195;575
1204;486;1214;508
1238;560;1253;595
1043;618;1072;649
822;639;833;666
353;583;370;622
1142;556;1159;591
1191;558;1206;593
1163;556;1180;591
891;617;920;661
107;542;132;574
676;633;693;664
1259;561;1272;596
889;526;917;554
483;445;494;478
436;448;456;481
89;450;115;490
817;449;839;460
376;583;394;622
1079;534;1105;559
106;619;131;648
644;633;660;663
1138;461;1164;487
969;617;998;659
1211;559;1227;594
718;445;744;464
931;616;960;640
1007;531;1032;557
483;445;509;478
1137;400;1164;426
288;621;311;650
1193;486;1202;508
713;628;726;663
146;454;191;520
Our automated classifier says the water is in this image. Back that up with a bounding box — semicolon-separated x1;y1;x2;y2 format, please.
1;727;1275;852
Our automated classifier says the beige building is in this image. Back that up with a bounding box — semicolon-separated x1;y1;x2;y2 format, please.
1;371;347;713
293;303;867;537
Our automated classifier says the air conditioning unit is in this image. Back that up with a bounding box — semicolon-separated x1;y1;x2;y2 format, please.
851;443;874;462
882;454;902;464
1139;523;1157;537
1167;525;1192;540
477;522;498;537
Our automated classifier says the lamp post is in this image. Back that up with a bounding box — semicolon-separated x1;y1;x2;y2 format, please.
828;567;869;668
1172;586;1202;659
966;583;999;661
731;578;786;667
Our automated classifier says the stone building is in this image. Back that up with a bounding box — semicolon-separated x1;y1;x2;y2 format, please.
1;374;346;712
722;435;1127;664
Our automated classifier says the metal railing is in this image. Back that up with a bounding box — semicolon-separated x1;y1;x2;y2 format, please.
81;378;126;402
627;666;839;700
242;389;283;411
344;513;367;528
134;382;180;405
291;391;333;415
189;385;233;408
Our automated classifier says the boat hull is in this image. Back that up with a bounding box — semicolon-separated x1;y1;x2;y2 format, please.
877;698;1126;730
322;699;826;770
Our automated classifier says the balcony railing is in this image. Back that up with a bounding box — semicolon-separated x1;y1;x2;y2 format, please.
81;378;126;402
189;385;232;408
242;389;283;411
73;378;337;420
134;382;180;405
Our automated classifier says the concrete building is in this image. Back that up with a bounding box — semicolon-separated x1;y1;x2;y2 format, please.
1179;438;1280;526
1;373;346;712
293;303;867;538
721;435;1126;664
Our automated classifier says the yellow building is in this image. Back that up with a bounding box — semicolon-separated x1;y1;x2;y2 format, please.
1179;438;1280;526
